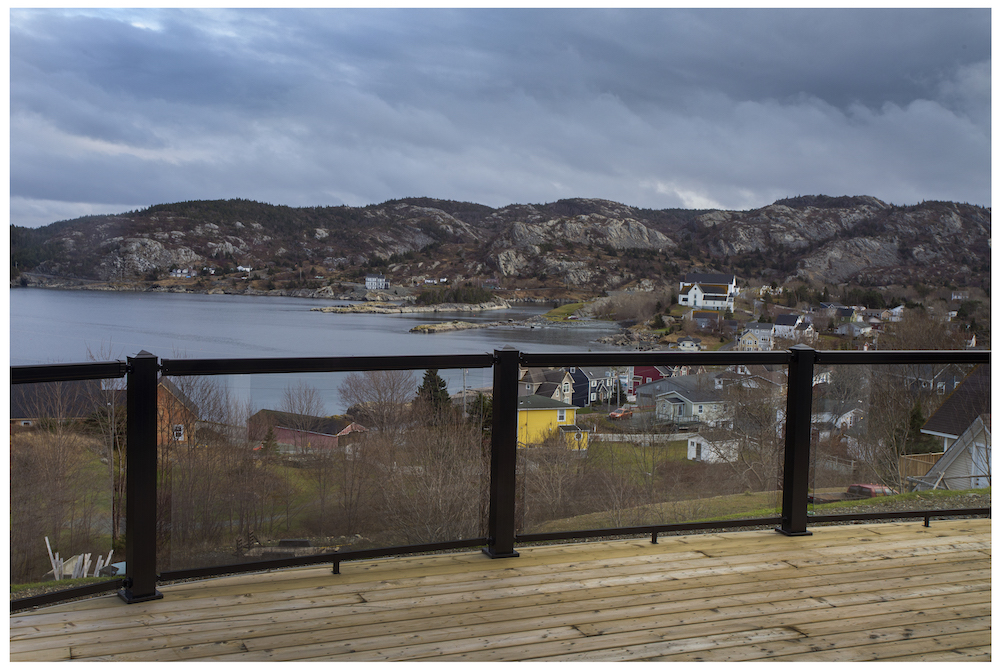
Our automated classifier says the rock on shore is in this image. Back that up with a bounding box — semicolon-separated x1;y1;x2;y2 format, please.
409;321;479;333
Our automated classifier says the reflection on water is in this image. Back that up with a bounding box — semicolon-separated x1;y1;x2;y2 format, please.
10;288;623;413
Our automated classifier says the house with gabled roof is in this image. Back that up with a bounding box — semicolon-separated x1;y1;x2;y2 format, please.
519;367;574;405
737;322;774;351
687;429;738;463
10;379;121;429
907;365;991;491
911;415;990;491
157;377;202;449
920;365;990;452
678;273;737;311
248;409;367;454
691;311;723;330
675;336;702;352
630;364;691;396
567;366;615;408
636;373;730;428
516;394;588;450
773;313;804;340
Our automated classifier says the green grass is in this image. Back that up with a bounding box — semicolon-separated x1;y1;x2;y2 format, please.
530;487;989;535
587;440;688;471
807;486;990;513
532;489;782;534
541;302;586;321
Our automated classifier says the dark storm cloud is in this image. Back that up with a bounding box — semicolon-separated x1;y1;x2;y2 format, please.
9;8;991;228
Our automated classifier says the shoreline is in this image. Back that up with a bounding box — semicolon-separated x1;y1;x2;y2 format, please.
310;299;512;314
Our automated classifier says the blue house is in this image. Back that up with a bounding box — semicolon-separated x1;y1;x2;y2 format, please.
567;366;616;408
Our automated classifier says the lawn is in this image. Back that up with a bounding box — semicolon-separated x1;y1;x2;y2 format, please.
530;487;989;535
541;302;586;321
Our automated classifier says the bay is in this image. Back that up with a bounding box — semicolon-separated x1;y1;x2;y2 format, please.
9;288;623;414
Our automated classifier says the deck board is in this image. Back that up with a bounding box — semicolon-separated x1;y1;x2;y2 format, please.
9;519;990;662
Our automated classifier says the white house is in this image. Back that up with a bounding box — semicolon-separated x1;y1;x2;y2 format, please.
911;365;991;491
365;274;390;290
687;432;738;463
835;322;872;337
675;336;702;352
678;273;737;311
911;415;991;490
772;313;803;340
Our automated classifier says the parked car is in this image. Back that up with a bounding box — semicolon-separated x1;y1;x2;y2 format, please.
608;407;633;420
846;483;897;499
809;483;898;504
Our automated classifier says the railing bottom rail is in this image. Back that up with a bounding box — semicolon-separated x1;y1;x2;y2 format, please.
808;507;991;526
158;537;490;582
11;579;123;613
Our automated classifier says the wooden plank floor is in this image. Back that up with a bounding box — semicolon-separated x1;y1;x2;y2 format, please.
10;519;990;662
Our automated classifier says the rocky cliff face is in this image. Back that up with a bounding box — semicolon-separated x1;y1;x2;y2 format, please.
12;195;990;293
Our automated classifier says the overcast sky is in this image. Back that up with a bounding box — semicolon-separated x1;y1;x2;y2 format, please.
8;7;992;229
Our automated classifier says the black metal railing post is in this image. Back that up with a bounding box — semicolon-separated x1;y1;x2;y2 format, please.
484;347;520;558
119;351;163;603
777;344;816;536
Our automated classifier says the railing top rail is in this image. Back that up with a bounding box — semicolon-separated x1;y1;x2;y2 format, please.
521;348;989;368
11;360;127;385
520;351;790;367
11;349;990;381
814;349;989;365
160;352;496;377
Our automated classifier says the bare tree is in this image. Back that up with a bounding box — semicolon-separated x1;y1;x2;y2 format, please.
521;442;582;529
372;421;486;544
280;380;326;452
279;381;337;536
86;341;127;547
887;311;965;351
721;380;785;495
339;369;416;434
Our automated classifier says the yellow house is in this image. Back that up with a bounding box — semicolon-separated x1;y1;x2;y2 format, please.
516;394;589;451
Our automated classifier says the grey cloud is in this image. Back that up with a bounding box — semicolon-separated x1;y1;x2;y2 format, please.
9;8;991;229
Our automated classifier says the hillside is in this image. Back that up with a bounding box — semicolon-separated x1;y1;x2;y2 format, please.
10;195;990;298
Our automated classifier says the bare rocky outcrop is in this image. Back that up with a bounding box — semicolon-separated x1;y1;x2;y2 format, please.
98;238;203;280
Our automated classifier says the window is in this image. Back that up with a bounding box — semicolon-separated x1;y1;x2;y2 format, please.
570;367;576;373
557;409;566;422
173;424;185;441
563;382;570;394
591;380;597;387
590;392;596;401
698;405;704;414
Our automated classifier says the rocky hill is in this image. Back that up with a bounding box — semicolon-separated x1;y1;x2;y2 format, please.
10;195;990;296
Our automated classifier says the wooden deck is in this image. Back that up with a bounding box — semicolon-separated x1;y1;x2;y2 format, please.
10;519;991;662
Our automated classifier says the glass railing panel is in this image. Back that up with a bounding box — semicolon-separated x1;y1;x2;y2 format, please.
159;366;492;573
10;378;122;599
517;363;785;536
809;361;989;515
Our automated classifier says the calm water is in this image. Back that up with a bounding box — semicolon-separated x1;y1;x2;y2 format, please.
9;288;621;413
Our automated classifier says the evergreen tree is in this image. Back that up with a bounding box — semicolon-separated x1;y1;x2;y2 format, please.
260;426;280;462
416;369;451;423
